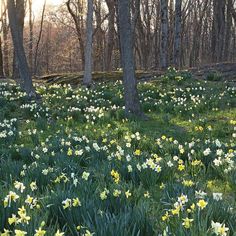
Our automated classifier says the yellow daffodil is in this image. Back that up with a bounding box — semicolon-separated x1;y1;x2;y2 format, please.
125;190;131;198
197;199;208;210
182;217;193;229
34;227;46;236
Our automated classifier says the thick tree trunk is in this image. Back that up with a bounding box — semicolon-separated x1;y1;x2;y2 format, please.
224;0;233;61
212;0;226;62
117;0;143;117
160;0;168;69
105;0;115;71
0;37;5;78
83;0;94;86
7;0;35;96
173;0;182;68
94;1;103;71
12;0;24;80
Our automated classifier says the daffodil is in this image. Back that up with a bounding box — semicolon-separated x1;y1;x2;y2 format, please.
144;191;150;198
125;190;131;198
0;229;11;236
54;230;65;236
30;182;37;191
178;164;185;171
4;191;20;208
14;230;27;236
34;227;46;236
197;199;208;210
62;198;71;209
72;197;81;207
8;214;18;225
182;217;193;229
82;171;90;180
111;169;120;184
134;149;141;156
212;221;229;236
84;230;95;236
113;189;121;197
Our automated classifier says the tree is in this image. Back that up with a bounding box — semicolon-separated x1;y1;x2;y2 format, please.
12;0;25;80
83;0;94;86
2;0;9;77
7;0;36;96
34;0;46;75
173;0;182;68
28;0;33;73
105;0;115;71
66;0;85;69
212;0;226;62
160;0;168;69
0;3;5;78
0;37;4;78
117;0;143;117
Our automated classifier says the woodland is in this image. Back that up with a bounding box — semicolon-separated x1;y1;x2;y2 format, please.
0;0;236;236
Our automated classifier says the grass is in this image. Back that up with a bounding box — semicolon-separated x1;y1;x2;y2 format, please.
0;71;236;236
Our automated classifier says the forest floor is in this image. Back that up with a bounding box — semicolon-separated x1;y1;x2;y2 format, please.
34;62;236;86
0;69;236;235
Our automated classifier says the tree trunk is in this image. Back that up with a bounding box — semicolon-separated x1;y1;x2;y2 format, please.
212;0;226;62
160;0;168;69
83;0;94;86
173;0;182;68
117;0;143;117
28;0;33;73
0;37;5;78
7;0;35;96
66;0;85;70
105;0;115;71
1;0;9;77
12;0;24;80
224;0;233;61
34;0;46;75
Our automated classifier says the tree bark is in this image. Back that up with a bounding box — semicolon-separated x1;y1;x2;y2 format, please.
117;0;143;117
28;0;33;73
83;0;94;86
160;0;168;69
1;0;9;77
105;0;115;71
173;0;182;68
12;0;24;80
34;0;46;75
7;0;35;96
224;0;233;61
212;0;226;62
0;37;5;78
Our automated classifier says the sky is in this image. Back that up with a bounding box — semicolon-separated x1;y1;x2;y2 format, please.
32;0;64;16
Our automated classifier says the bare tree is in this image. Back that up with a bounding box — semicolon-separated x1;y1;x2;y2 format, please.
66;0;85;69
0;2;5;78
173;0;182;68
117;0;143;117
212;0;226;62
160;0;168;69
105;0;115;71
28;0;33;72
83;0;94;86
2;0;9;77
34;0;46;75
7;0;35;96
12;0;25;80
0;37;4;78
